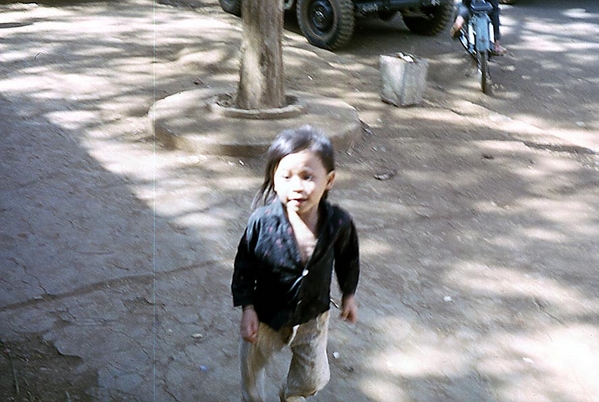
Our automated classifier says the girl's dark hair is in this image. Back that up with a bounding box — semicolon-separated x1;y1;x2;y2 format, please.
253;125;335;208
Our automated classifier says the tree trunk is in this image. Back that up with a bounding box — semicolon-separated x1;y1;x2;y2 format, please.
236;0;285;110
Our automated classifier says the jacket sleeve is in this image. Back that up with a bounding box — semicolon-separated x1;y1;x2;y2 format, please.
231;219;258;307
458;1;471;19
334;216;360;297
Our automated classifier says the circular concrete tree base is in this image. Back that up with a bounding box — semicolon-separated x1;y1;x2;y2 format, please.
149;88;362;157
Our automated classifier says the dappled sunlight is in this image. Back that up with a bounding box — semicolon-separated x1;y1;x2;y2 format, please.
44;73;116;97
565;44;599;62
513;157;583;181
0;48;46;64
85;141;157;181
374;339;470;378
109;57;156;73
0;75;49;93
283;47;322;69
46;110;100;130
448;262;591;309
562;7;597;20
519;198;598;236
1;0;598;400
360;379;409;402
519;21;599;52
514;227;567;242
360;237;397;258
355;266;599;401
175;47;239;68
479;325;599;402
522;198;595;221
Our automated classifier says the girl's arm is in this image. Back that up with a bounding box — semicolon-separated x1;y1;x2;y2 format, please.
232;225;258;308
340;294;357;323
334;215;360;323
240;305;259;343
232;221;261;341
334;218;360;299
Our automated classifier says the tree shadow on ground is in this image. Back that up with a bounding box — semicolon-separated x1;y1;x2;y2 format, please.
0;0;119;4
0;0;598;401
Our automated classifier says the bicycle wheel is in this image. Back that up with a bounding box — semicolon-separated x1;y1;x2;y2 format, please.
478;51;491;95
458;28;470;53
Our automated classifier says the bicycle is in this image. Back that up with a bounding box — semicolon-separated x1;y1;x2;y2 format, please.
456;0;495;94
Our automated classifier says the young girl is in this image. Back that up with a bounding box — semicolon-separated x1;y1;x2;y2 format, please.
231;125;360;402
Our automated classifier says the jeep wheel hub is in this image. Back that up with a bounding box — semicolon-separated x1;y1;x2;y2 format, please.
309;0;334;32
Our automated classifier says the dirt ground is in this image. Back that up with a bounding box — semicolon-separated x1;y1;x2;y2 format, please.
1;0;599;401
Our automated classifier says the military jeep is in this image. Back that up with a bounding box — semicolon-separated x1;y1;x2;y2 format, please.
219;0;455;50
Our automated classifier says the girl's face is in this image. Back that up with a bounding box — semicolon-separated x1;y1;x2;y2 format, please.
273;150;335;219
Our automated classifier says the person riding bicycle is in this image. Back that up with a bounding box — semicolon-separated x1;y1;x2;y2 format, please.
450;0;507;56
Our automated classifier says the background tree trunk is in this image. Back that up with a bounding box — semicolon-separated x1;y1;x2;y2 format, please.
236;0;285;109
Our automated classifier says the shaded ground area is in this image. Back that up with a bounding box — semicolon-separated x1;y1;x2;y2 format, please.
1;0;598;401
1;336;96;402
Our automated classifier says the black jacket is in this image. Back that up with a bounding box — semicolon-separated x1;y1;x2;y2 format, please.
232;199;360;330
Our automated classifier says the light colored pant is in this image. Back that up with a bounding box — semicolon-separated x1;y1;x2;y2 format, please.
240;311;331;402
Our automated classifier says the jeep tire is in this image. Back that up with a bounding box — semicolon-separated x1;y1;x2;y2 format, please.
402;3;454;36
296;0;355;50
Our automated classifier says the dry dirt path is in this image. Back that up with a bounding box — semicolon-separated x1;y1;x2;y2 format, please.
1;1;598;401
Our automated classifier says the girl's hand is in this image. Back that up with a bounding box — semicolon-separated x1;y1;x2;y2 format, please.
340;294;358;323
241;306;259;343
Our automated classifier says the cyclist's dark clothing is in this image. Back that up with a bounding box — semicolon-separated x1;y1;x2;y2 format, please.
457;0;502;40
